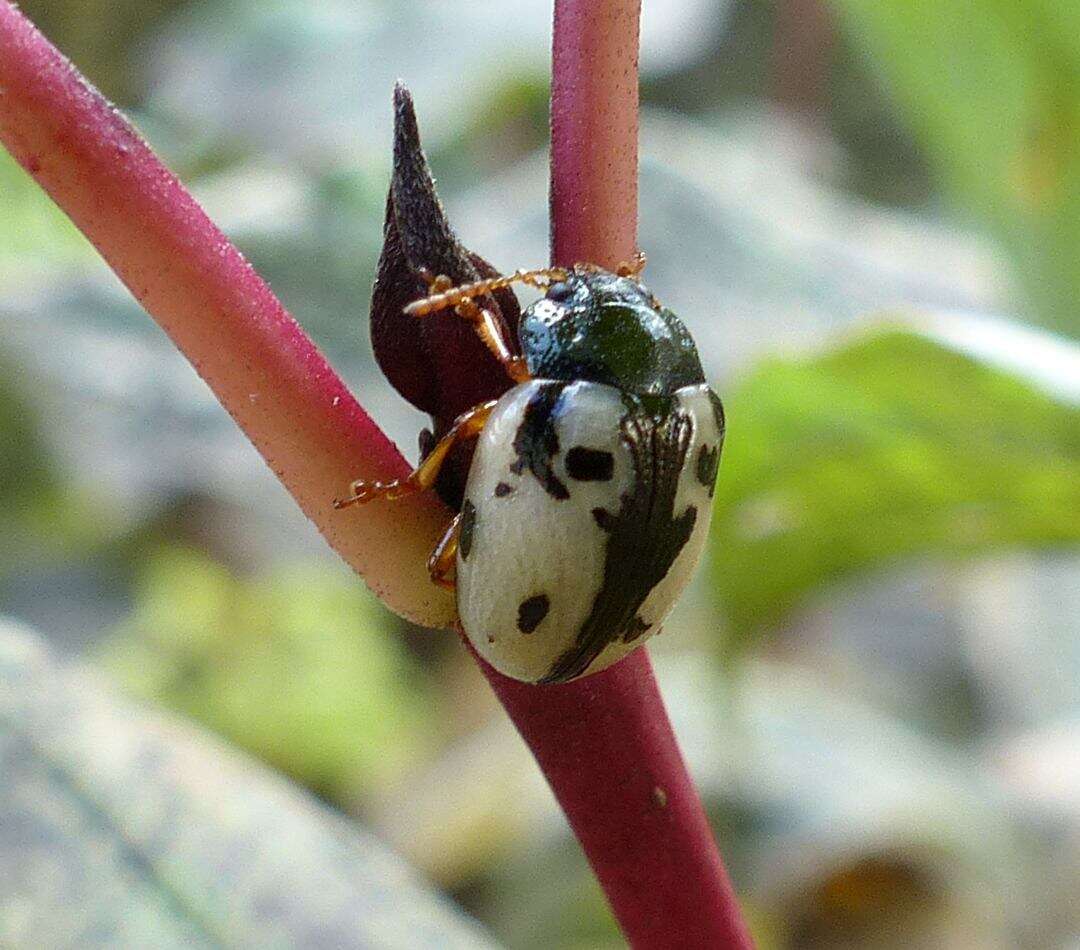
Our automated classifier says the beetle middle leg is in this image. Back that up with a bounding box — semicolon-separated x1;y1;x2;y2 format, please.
334;400;497;508
426;512;461;590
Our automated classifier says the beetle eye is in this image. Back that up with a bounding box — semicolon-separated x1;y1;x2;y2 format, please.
546;281;572;302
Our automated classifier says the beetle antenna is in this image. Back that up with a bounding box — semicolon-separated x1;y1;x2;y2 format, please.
404;266;570;316
404;251;646;316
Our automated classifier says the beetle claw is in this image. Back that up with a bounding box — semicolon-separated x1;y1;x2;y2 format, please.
333;478;414;508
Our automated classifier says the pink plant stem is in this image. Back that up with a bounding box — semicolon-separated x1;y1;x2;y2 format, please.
479;2;755;946
550;0;641;269
0;1;455;629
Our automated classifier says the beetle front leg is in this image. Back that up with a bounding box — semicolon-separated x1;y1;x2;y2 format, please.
452;296;531;383
407;268;569;385
333;400;497;508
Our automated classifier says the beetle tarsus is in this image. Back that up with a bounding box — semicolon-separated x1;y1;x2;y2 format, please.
333;477;419;508
335;400;498;510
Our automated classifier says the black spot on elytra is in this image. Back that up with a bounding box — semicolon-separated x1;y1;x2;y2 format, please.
510;383;569;499
566;446;615;481
708;388;726;437
459;499;476;560
540;401;699;684
622;615;652;644
517;594;550;633
494;481;514;497
696;443;720;496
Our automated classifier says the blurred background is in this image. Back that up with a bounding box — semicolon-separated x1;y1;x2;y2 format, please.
1;0;1079;947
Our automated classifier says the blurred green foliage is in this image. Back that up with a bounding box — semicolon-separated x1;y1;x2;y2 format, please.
830;0;1080;333
0;370;58;554
0;150;91;275
712;328;1080;648
97;549;435;802
17;0;189;104
0;357;106;574
0;620;495;949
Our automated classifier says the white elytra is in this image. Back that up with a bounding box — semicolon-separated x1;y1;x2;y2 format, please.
456;378;722;684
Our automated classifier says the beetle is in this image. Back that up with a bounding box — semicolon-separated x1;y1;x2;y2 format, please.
335;257;724;684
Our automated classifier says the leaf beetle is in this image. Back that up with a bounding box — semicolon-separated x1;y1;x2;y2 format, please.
337;256;724;684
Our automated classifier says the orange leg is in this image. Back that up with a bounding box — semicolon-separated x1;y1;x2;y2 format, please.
572;252;657;304
453;296;531;383
409;271;535;384
616;250;647;277
333;400;497;508
426;513;461;590
611;251;660;307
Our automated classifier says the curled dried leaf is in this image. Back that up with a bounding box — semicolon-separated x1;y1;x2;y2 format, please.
370;84;520;507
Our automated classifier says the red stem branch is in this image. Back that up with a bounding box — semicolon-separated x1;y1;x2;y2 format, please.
0;0;455;628
550;0;640;269
478;2;755;947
